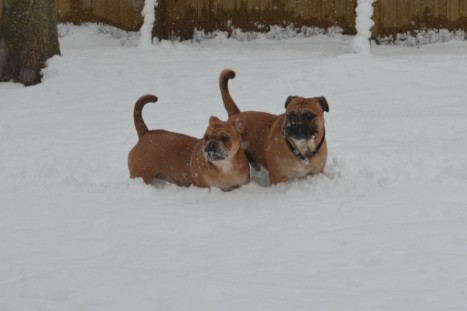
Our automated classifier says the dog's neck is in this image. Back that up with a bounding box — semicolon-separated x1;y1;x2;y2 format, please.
283;129;326;163
209;144;245;172
211;157;233;173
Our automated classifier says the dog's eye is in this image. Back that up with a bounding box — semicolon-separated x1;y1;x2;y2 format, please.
287;112;297;119
303;111;315;119
221;135;230;143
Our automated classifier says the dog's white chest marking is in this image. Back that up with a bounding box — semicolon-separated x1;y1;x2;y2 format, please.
214;159;233;173
291;136;317;156
286;137;318;167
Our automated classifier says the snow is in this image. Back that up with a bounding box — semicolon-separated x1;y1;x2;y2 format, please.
138;0;156;49
1;24;467;310
352;0;375;54
380;28;467;46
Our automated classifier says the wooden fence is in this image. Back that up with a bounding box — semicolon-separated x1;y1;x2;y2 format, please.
373;0;467;38
1;0;466;40
155;0;357;40
54;0;144;31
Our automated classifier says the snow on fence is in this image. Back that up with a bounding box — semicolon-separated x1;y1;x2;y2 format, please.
52;0;467;41
352;0;375;54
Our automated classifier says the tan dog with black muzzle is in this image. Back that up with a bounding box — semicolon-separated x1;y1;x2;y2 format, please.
128;94;250;191
219;69;329;185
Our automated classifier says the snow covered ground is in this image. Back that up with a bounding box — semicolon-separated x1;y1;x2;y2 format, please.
1;24;467;310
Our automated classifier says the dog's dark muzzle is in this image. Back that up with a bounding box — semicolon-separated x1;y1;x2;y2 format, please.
285;122;317;140
204;141;226;161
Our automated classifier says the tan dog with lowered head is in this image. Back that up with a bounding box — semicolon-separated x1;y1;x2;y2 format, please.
128;94;250;190
219;69;329;185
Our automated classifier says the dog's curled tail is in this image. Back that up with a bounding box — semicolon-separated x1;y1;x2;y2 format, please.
219;69;241;116
134;94;158;139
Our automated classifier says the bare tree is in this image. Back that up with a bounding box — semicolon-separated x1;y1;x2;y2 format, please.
0;0;60;86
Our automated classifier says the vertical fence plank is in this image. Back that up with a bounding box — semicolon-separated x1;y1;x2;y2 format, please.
431;0;439;17
410;0;422;28
334;0;346;28
284;0;312;22
248;0;260;12
321;0;336;27
460;0;467;18
372;0;383;36
396;0;411;29
309;0;322;26
334;0;346;18
447;0;459;20
104;0;116;25
440;0;448;17
320;0;331;23
211;0;219;15
90;0;101;23
300;0;313;21
55;0;70;19
346;0;357;34
82;0;91;8
433;0;441;25
439;0;448;27
417;0;429;27
248;0;262;28
124;0;144;32
383;0;398;29
346;0;357;33
117;1;124;30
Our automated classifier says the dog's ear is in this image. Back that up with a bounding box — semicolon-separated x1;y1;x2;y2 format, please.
232;119;245;135
284;96;296;109
318;96;329;112
209;116;221;124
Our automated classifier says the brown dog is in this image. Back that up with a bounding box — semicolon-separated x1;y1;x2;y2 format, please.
219;69;329;184
128;94;250;190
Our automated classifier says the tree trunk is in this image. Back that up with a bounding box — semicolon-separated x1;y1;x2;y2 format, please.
0;0;61;86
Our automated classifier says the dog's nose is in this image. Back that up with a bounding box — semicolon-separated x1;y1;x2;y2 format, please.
288;125;317;140
205;140;219;153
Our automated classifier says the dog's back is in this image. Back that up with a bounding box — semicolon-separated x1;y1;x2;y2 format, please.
128;94;198;185
234;111;276;170
128;129;198;186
